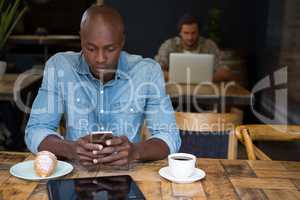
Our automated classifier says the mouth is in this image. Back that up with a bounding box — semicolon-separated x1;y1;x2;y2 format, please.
94;65;107;72
93;65;116;75
95;64;106;69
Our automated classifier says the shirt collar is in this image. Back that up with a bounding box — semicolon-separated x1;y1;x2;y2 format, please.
73;52;91;75
75;51;129;80
115;51;129;80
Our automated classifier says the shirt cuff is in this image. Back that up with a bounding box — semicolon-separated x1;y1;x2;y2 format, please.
149;132;181;154
25;128;64;154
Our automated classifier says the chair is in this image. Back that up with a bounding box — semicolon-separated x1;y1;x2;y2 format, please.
176;108;243;159
235;125;300;160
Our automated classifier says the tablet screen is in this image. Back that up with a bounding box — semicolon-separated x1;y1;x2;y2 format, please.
47;175;145;200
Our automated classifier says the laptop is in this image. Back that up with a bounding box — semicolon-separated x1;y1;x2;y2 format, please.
169;53;214;84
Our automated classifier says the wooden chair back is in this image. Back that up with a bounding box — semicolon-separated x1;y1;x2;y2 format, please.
235;124;300;160
176;109;243;159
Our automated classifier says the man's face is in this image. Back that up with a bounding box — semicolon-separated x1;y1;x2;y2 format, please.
179;23;199;49
80;21;124;80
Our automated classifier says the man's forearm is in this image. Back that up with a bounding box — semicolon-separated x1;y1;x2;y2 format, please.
133;138;170;161
38;135;76;160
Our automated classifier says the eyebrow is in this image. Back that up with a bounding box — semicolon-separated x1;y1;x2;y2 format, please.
86;42;116;49
86;42;97;47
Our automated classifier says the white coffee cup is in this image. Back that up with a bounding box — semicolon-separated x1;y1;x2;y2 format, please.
168;153;196;179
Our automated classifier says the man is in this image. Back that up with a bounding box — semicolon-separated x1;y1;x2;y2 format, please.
155;14;236;82
25;5;181;167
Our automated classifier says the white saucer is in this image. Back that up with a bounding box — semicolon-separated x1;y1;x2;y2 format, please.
159;166;206;184
10;160;73;181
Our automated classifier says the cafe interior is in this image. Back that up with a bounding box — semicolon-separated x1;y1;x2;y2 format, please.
0;0;300;199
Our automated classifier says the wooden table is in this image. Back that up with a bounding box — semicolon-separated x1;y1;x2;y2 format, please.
0;70;42;101
0;152;299;200
166;82;251;112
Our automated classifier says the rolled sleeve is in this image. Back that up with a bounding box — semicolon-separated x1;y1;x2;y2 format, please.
144;62;181;153
148;114;181;154
25;56;64;153
25;128;63;154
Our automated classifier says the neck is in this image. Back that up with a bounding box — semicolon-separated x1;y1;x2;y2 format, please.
102;73;115;84
182;42;197;51
92;71;116;84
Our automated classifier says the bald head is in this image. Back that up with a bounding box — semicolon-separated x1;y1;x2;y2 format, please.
79;5;125;82
80;5;124;38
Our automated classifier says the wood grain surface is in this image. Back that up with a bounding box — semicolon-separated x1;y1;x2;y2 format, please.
0;153;299;200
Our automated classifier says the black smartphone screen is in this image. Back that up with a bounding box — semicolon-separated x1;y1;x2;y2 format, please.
47;175;145;200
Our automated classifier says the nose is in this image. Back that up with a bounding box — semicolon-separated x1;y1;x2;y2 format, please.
95;50;107;63
187;34;193;40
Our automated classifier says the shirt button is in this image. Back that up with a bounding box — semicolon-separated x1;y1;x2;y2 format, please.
130;108;134;112
100;90;104;94
100;126;104;130
76;98;80;102
100;109;104;113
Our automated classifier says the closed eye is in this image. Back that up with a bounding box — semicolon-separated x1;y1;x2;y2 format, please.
86;47;95;52
106;46;117;52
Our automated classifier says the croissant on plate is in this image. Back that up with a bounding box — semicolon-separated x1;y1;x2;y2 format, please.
34;151;57;177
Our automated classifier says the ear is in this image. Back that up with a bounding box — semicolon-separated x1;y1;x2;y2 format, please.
179;30;183;38
79;30;83;42
121;34;125;48
79;31;85;51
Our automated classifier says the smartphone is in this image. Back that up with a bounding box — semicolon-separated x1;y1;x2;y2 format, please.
90;131;113;147
47;175;145;200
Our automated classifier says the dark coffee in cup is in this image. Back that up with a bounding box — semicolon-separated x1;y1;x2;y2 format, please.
171;156;193;161
168;153;196;179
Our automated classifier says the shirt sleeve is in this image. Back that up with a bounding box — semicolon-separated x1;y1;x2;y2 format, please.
144;62;181;154
25;56;64;154
204;39;224;72
154;39;173;71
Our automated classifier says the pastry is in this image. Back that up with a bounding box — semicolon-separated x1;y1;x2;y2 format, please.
34;151;57;177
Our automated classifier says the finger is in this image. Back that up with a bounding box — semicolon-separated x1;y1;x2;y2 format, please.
81;141;103;151
105;158;129;166
78;155;93;162
91;146;119;155
79;160;94;166
100;143;131;155
76;146;97;159
96;150;129;164
91;149;109;156
99;146;116;154
76;145;106;159
105;136;128;146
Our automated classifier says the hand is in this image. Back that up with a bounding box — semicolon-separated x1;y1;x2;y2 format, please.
92;136;139;166
213;67;238;82
70;135;104;167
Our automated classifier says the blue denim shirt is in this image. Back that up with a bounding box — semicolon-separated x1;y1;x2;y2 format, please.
25;51;181;154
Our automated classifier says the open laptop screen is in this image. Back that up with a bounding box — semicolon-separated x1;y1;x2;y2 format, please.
169;53;214;84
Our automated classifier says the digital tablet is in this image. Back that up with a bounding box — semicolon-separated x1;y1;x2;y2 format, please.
47;175;145;200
